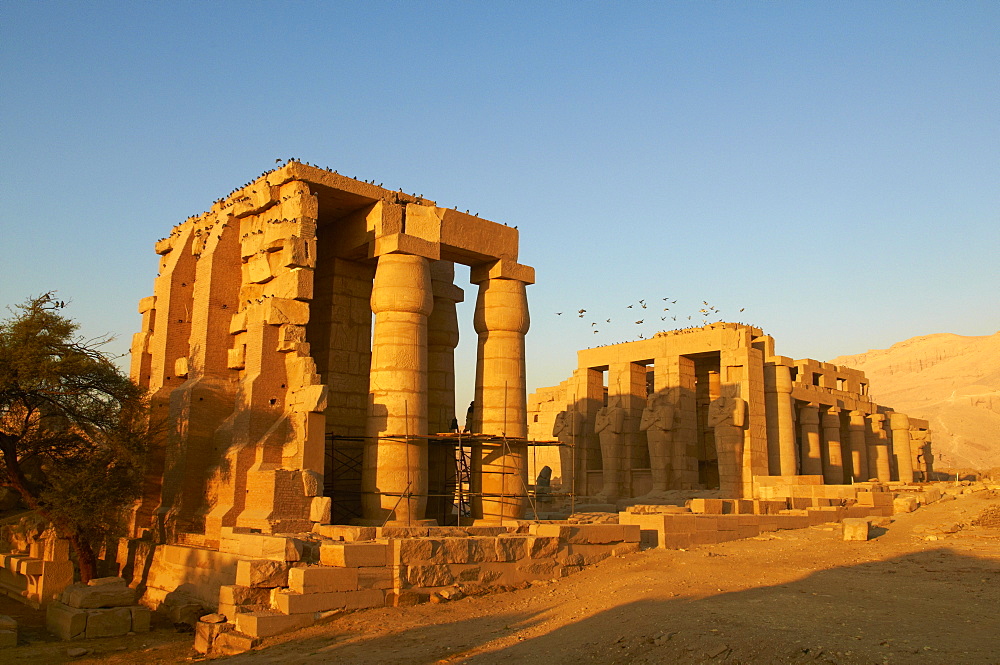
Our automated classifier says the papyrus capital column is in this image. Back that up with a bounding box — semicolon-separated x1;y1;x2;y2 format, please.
890;412;914;483
426;261;463;523
472;271;531;522
427;261;463;433
764;362;796;476
799;403;822;476
867;413;891;482
364;253;434;524
847;410;869;482
821;407;844;485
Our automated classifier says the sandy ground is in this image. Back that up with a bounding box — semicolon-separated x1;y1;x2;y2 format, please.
3;489;999;665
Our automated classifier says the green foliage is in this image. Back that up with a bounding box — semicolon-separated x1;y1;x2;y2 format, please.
0;293;151;559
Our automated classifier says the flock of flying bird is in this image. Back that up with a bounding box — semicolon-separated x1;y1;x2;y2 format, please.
555;298;748;341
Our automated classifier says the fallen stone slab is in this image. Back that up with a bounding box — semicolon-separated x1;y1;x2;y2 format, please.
842;518;872;541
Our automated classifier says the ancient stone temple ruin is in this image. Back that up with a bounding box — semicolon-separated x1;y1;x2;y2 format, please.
1;164;943;654
528;323;934;500
129;160;537;542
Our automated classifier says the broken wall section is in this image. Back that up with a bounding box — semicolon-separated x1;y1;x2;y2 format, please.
133;172;328;545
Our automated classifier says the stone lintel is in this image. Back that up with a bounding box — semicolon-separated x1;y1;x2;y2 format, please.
469;259;535;285
433;282;465;303
371;233;441;260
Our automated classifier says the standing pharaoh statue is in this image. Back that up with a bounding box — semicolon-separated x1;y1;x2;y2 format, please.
551;406;585;489
593;398;627;500
639;389;677;492
708;385;747;495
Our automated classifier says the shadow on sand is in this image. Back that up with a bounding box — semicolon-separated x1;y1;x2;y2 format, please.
221;545;1000;665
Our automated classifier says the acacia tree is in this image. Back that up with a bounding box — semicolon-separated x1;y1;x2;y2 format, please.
0;293;151;582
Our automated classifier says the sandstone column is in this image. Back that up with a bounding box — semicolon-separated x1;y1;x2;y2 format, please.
364;253;433;524
867;413;891;482
847;411;870;482
425;261;463;523
764;363;796;476
890;412;914;484
472;276;530;522
821;407;844;485
799;403;822;476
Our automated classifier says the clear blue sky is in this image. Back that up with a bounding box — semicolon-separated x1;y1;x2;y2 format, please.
2;1;998;406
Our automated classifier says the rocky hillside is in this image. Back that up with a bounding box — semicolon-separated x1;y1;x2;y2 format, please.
831;331;1000;471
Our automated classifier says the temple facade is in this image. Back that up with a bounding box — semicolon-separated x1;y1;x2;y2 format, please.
130;161;533;545
528;323;933;499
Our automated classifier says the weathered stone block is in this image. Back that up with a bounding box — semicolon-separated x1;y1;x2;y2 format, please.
312;525;376;541
696;517;721;531
516;559;558;579
239;534;303;562
0;630;15;648
274;589;344;615
17;558;43;575
688;498;724;514
322;542;390;567
194;619;234;654
565;524;639;544
495;536;529;561
130;605;151;632
392;539;440;563
213;630;260;656
531;524;568;539
857;492;893;507
612;542;641;556
309;496;332;523
357;566;393;589
440;537;472;563
527;536;560;559
85;607;132;639
47;601;87;640
344;588;384;610
235;611;313;638
287;566;359;593
465;526;512;537
467;538;499;563
659;533;692;549
235;560;289;588
219;584;272;607
893;496;918;514
405;565;455;588
843;518;872;541
62;581;135;609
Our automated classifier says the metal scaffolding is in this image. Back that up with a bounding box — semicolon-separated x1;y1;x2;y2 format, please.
323;432;575;525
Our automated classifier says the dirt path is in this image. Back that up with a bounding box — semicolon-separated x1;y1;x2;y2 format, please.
7;490;1000;665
